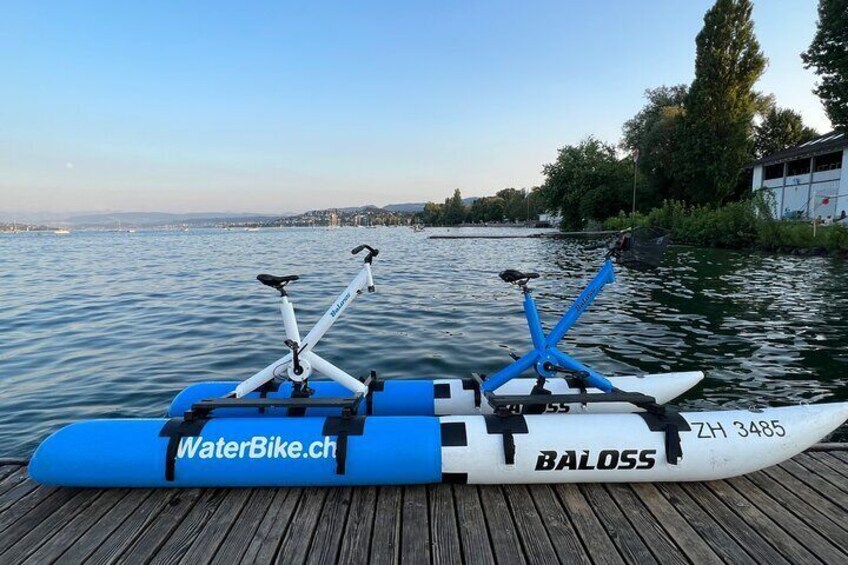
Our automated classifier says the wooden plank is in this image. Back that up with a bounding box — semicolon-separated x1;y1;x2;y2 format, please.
528;485;590;565
178;487;253;564
0;485;60;535
71;490;189;565
211;488;276;565
503;484;559;565
655;483;757;565
794;453;848;494
306;487;354;565
604;484;685;565
581;484;657;565
0;488;97;556
429;484;462;565
338;487;377;565
398;486;427;565
478;486;525;565
680;482;789;565
704;480;819;564
337;486;377;565
630;484;722;565
453;485;495;565
830;449;848;464
761;464;848;532
809;452;848;480
555;484;625;565
0;464;22;482
748;469;848;545
141;488;230;564
240;488;303;565
779;458;848;510
727;475;847;564
274;487;328;565
0;475;39;513
115;488;208;564
19;489;132;565
0;467;29;497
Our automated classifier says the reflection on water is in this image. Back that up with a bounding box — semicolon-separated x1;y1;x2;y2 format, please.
0;228;845;457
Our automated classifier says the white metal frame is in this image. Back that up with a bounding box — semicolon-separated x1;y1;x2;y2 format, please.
234;262;374;397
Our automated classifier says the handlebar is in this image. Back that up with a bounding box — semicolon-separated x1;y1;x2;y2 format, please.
351;244;379;264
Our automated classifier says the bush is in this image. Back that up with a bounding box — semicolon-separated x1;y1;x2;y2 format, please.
602;198;848;252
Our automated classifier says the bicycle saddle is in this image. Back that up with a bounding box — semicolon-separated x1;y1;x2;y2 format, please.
257;274;300;289
499;270;540;284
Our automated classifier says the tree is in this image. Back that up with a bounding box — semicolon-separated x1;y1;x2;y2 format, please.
802;0;848;130
420;202;443;225
442;189;467;225
675;0;766;204
621;85;688;206
753;106;818;158
538;137;632;229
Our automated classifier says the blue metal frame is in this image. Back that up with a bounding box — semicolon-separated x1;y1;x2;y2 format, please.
481;259;616;393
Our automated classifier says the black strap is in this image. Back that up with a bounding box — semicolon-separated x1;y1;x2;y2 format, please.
523;378;551;415
159;418;208;482
637;408;690;465
322;416;366;474
287;382;314;417
465;374;486;408
484;415;528;465
365;371;383;415
565;376;588;395
257;379;282;414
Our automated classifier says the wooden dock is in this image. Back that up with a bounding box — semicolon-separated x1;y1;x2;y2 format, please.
1;447;847;564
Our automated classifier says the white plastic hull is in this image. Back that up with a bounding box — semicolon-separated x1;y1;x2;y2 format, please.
441;403;848;483
434;371;705;415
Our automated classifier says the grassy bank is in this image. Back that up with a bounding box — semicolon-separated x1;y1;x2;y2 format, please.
603;199;848;254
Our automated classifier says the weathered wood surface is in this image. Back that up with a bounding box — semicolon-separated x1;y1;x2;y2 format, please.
1;449;847;564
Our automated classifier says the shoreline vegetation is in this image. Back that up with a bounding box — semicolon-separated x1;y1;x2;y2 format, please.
418;1;847;259
603;198;848;256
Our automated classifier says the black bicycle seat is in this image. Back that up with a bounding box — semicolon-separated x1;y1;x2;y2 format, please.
257;274;300;289
499;270;540;284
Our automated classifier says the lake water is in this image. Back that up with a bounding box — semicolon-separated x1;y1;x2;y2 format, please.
1;227;846;457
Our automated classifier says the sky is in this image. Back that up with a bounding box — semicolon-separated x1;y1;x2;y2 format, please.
0;0;832;215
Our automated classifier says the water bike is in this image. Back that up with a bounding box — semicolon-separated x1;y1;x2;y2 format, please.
167;244;703;417
29;245;848;487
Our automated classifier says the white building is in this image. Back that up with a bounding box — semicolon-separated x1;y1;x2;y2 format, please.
750;131;848;221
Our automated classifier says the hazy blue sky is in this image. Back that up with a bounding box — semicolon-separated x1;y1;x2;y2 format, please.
0;1;831;214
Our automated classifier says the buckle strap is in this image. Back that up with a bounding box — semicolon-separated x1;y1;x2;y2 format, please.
484;415;529;465
322;416;366;474
159;418;208;482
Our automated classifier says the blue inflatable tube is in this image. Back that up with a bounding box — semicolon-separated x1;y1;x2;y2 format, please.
29;416;442;487
169;380;438;418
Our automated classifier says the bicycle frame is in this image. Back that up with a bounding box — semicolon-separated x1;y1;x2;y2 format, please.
481;259;617;393
234;261;374;398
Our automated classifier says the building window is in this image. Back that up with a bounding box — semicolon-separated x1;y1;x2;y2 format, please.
763;163;784;180
814;151;843;172
787;158;811;176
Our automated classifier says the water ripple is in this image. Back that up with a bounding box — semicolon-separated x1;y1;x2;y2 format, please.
0;228;846;457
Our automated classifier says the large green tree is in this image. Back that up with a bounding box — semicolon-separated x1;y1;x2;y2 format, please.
753;106;818;158
442;189;467;225
802;0;848;130
621;85;688;206
539;137;631;229
676;0;766;204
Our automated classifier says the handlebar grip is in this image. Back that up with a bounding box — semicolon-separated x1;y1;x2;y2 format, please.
351;244;379;258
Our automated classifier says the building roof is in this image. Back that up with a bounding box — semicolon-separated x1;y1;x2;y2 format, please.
749;130;847;167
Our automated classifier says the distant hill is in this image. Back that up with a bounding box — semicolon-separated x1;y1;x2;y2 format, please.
65;211;285;227
383;202;425;213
